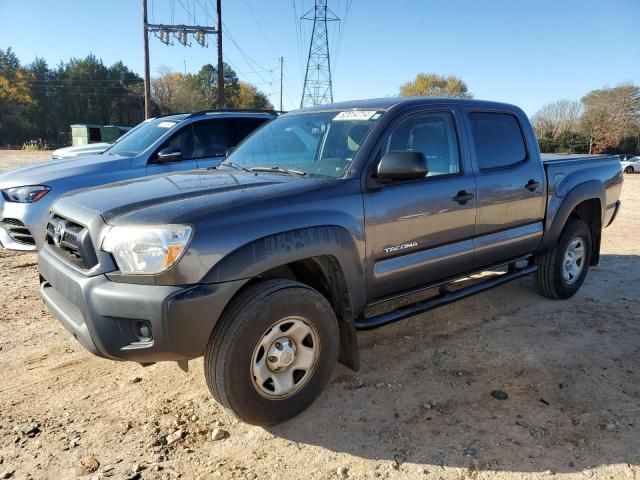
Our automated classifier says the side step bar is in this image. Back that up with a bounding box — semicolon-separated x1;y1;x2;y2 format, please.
355;264;537;330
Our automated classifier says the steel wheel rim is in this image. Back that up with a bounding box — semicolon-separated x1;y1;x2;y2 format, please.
251;316;320;399
562;236;586;285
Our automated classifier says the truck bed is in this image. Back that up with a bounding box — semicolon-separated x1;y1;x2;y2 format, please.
541;153;619;164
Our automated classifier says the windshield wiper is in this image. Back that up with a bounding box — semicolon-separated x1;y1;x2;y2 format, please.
250;166;307;177
216;161;255;174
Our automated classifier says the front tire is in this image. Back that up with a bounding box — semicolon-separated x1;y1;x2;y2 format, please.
625;166;634;174
204;279;339;426
535;219;592;299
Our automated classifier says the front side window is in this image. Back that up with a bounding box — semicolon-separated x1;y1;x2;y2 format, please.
384;111;461;177
469;112;527;170
156;125;194;160
106;118;183;157
226;110;384;178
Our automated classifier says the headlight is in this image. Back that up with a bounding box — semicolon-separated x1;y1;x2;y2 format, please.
2;185;50;203
102;225;193;274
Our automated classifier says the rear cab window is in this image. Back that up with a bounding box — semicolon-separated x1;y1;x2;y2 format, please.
468;112;527;170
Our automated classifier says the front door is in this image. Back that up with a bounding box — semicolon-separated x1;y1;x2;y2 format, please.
364;109;477;301
465;111;546;268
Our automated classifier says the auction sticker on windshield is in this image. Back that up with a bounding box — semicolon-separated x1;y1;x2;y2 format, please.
158;121;177;128
334;111;378;121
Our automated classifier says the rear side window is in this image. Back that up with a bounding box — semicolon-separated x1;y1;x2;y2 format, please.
469;112;527;170
192;119;232;158
230;117;269;145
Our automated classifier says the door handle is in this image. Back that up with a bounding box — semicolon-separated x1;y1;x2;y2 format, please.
453;190;475;205
525;179;541;192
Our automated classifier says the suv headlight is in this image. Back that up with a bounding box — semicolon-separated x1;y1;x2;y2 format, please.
102;225;193;274
2;185;50;203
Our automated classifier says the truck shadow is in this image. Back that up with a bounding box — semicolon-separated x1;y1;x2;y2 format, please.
268;254;640;474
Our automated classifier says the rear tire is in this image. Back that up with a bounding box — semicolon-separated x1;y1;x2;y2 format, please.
625;166;634;174
535;219;592;299
204;279;339;426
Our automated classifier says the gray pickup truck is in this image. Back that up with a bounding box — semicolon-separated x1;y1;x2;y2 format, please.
39;98;623;425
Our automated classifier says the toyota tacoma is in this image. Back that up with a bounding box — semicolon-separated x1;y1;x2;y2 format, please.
38;98;623;425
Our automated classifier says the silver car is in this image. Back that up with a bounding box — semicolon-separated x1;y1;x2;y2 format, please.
621;156;640;173
0;111;275;250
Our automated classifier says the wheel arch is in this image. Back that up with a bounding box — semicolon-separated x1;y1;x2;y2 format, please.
203;226;365;371
538;180;604;265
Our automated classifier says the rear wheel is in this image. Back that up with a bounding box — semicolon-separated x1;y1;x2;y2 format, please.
204;279;339;426
625;166;634;174
535;219;592;299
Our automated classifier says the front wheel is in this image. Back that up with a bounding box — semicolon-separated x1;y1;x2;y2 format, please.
204;279;339;426
535;219;592;299
625;166;634;174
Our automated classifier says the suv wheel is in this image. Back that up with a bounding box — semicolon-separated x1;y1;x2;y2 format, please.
204;279;339;426
535;219;592;299
625;166;634;174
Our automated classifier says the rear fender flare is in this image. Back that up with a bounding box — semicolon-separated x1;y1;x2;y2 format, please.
538;180;604;254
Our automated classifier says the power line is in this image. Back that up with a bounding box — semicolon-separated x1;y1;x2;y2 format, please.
242;0;278;57
142;0;220;116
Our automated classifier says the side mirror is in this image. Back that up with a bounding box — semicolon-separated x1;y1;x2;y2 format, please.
377;150;428;181
156;148;182;163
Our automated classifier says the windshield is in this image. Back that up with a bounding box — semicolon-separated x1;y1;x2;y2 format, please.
106;118;182;157
226;110;384;178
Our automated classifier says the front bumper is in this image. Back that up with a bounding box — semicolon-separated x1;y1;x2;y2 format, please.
0;195;50;251
38;244;246;363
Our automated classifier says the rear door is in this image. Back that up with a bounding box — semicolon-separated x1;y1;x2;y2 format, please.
146;124;199;175
194;117;269;169
466;110;546;268
363;107;477;301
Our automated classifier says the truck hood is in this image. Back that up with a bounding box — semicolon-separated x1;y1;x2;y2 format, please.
54;169;329;226
0;154;132;188
52;143;112;158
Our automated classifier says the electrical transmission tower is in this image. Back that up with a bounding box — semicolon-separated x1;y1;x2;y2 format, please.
300;0;339;108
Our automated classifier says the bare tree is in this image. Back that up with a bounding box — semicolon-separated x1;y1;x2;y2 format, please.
531;100;584;153
580;84;640;153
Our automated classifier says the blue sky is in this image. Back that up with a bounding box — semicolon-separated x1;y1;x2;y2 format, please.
1;0;638;114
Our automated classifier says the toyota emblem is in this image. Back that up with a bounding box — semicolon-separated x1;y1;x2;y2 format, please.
53;223;65;247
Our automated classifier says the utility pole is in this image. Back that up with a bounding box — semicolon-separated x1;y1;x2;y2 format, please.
142;0;219;114
300;0;339;108
279;56;284;112
216;0;224;108
142;0;151;119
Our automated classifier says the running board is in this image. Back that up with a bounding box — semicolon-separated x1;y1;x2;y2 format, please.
355;264;537;330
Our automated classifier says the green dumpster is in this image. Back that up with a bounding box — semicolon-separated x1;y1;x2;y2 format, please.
100;125;132;143
71;124;102;146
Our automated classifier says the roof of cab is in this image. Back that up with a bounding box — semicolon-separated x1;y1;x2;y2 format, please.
298;97;520;113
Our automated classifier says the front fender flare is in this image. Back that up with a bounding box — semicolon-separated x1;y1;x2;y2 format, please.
203;225;365;371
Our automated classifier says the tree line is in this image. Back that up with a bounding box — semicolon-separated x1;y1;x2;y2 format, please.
0;46;273;146
2;49;638;155
532;85;640;155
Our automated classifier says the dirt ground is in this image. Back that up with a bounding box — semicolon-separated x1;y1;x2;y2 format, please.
0;150;639;480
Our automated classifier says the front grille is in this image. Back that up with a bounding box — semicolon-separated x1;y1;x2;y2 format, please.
46;215;98;270
0;218;35;245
